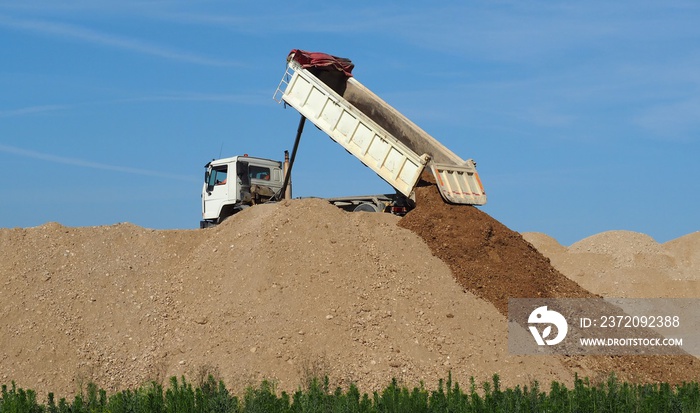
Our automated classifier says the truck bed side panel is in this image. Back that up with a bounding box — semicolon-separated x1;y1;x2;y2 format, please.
279;61;486;205
282;64;426;198
343;78;487;205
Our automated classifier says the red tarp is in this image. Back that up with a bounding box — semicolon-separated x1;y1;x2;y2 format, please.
288;49;354;77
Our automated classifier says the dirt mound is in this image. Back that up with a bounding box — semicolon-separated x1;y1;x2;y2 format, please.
2;189;699;400
398;181;595;317
399;181;700;386
521;232;567;256
664;232;700;280
569;231;665;268
0;199;577;400
526;230;700;297
0;222;205;398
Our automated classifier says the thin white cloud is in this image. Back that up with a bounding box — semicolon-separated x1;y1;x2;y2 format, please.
0;143;198;182
0;14;240;67
111;92;267;105
157;7;396;35
0;92;265;119
633;98;700;142
0;104;71;118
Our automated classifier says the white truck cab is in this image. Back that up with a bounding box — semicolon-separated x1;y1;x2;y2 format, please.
201;155;284;228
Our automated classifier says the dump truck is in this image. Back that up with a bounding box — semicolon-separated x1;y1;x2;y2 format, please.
200;152;411;227
200;49;486;228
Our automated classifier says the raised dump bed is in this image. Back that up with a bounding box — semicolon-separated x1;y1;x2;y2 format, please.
275;50;486;206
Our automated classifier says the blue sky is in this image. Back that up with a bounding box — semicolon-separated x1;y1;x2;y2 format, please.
1;1;698;246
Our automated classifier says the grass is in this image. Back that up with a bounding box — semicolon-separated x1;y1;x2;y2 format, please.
1;373;699;412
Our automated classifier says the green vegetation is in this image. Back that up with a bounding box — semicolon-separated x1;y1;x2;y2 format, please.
1;373;699;413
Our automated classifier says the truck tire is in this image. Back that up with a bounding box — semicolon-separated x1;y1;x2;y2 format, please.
200;220;217;229
353;202;380;213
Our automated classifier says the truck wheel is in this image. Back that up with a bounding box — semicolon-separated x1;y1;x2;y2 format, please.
200;220;217;229
353;203;380;213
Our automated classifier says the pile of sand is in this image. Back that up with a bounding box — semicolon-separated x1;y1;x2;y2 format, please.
0;198;574;399
522;230;700;297
398;180;594;317
1;185;698;400
400;182;700;385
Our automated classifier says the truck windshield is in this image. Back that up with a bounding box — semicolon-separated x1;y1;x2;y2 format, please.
207;165;228;187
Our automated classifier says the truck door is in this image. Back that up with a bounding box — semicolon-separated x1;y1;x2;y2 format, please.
202;163;230;221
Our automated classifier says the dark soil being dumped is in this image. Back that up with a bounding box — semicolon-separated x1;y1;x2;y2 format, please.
399;178;594;316
398;177;700;385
